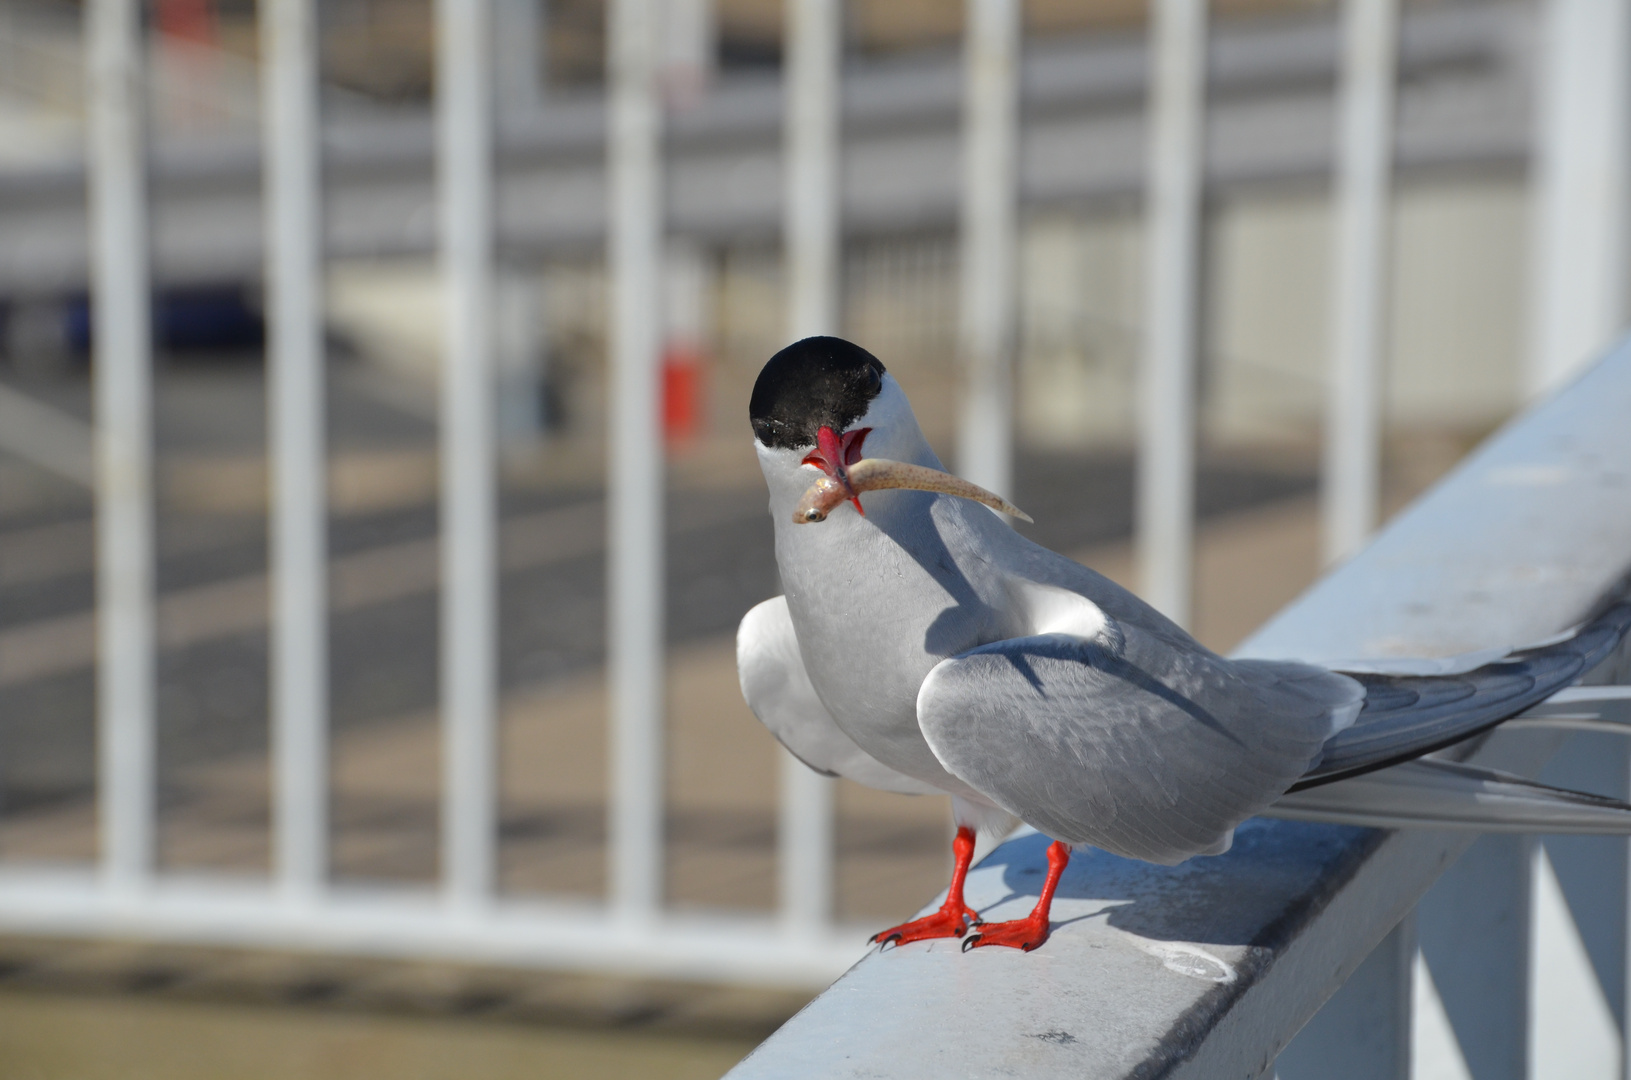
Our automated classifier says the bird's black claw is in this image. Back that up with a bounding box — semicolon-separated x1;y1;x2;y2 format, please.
961;934;982;953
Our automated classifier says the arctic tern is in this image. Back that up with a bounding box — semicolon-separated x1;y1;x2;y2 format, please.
737;336;1631;952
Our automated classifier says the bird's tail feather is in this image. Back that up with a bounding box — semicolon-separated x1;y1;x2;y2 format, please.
1499;685;1631;736
1293;602;1631;790
1268;758;1631;834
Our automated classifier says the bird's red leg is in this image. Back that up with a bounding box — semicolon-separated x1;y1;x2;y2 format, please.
963;840;1070;952
869;826;981;947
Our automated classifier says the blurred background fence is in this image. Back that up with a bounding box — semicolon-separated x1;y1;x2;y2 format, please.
0;0;1627;1071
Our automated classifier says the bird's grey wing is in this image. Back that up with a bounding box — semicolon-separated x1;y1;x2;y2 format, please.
916;625;1358;865
1296;602;1631;789
738;596;941;795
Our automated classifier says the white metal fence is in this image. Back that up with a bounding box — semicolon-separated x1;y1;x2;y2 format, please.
3;0;1629;1030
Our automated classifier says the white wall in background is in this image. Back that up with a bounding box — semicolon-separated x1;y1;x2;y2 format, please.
1015;179;1529;452
1017;211;1144;449
1388;182;1529;428
1206;179;1528;443
664;237;714;356
326;258;552;427
841;237;962;445
1207;191;1330;445
326;258;445;381
322;180;1532;453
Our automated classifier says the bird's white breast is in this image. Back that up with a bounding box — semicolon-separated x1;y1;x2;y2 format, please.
753;387;1030;794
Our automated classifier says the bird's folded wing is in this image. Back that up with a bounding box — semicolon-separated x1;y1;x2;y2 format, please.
737;596;941;795
915;628;1353;865
1267;758;1631;833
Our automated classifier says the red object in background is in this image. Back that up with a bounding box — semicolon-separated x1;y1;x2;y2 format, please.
157;0;216;44
663;344;706;447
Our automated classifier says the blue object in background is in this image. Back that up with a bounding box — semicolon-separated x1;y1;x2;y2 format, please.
65;286;265;355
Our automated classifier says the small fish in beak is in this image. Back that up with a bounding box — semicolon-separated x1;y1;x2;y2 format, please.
794;454;1033;524
797;424;871;517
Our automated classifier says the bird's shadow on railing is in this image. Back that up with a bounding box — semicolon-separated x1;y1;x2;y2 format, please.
974;818;1383;947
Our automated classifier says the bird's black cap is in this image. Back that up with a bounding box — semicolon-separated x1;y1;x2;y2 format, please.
749;337;887;450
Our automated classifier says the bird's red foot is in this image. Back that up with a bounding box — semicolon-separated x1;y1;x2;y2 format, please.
961;913;1051;952
870;825;982;948
870;900;980;947
962;839;1072;953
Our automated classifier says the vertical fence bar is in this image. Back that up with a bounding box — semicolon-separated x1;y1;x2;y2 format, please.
1321;0;1397;566
777;756;833;934
1137;0;1206;629
607;0;665;924
956;0;1020;502
779;0;841;934
1526;10;1631;1069
785;0;839;341
1415;835;1535;1080
1274;913;1416;1079
87;0;156;891
261;0;328;900
1529;704;1631;1079
1527;0;1631;398
437;0;498;908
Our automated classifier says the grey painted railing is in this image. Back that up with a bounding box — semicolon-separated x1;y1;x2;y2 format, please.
726;340;1631;1078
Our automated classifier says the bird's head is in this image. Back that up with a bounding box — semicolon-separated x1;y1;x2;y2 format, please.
749;337;1030;525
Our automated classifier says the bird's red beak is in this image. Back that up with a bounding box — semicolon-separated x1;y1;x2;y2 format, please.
802;425;871;515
